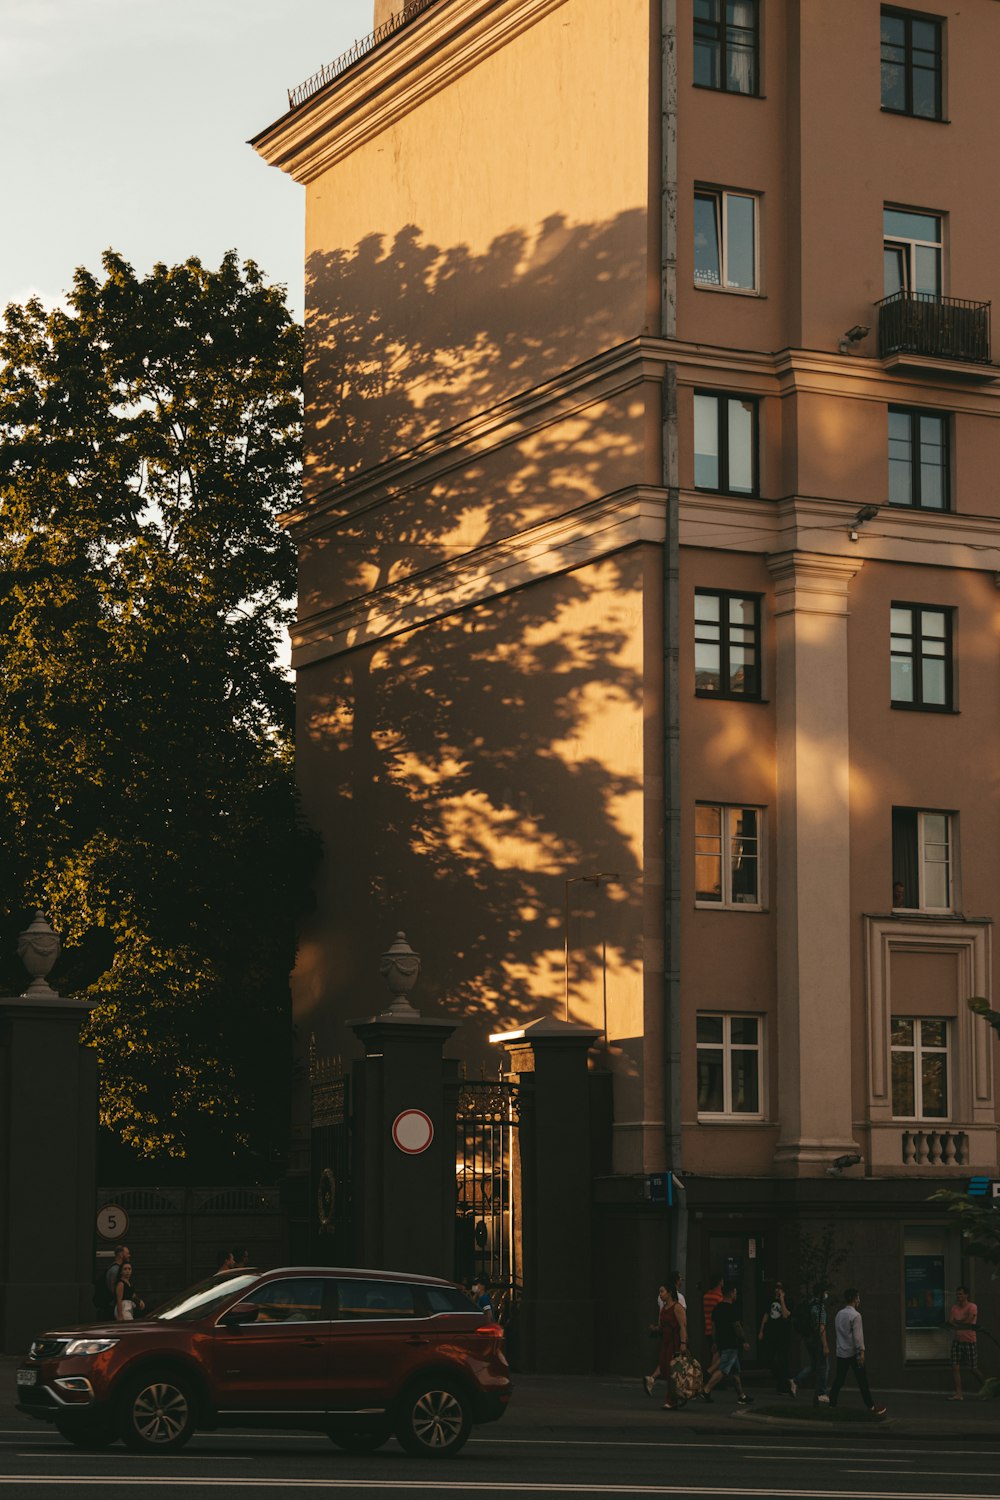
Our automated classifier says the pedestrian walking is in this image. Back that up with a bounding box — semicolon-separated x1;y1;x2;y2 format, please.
216;1248;236;1273
671;1270;687;1309
949;1286;986;1400
701;1283;752;1405
471;1276;495;1319
792;1283;830;1405
701;1270;724;1374
644;1285;689;1409
96;1244;130;1319
114;1262;145;1321
828;1289;887;1417
758;1280;795;1395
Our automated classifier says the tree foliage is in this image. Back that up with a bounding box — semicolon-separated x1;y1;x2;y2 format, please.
0;250;315;1171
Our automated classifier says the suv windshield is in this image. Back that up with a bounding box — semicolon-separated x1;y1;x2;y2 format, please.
152;1273;257;1323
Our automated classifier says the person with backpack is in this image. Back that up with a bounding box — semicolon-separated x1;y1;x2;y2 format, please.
793;1283;830;1405
93;1245;129;1319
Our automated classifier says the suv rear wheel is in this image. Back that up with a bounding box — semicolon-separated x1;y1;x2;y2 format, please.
395;1380;470;1458
118;1371;197;1453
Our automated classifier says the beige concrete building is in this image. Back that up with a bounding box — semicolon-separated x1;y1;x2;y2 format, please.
255;0;1000;1377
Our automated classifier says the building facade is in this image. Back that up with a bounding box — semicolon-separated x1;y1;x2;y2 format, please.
254;0;1000;1379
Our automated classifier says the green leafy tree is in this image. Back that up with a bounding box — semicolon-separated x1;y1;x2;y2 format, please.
0;250;316;1172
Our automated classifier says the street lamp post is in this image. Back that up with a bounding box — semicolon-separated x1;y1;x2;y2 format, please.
562;872;619;1024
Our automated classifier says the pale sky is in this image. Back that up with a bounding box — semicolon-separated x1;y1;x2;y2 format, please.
1;0;377;321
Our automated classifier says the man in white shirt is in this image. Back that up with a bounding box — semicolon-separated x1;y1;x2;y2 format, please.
828;1289;886;1417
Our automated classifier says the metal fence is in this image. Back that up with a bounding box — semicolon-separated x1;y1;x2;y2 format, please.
877;290;991;364
288;0;443;109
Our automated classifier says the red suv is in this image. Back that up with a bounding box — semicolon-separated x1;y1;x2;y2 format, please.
16;1266;511;1458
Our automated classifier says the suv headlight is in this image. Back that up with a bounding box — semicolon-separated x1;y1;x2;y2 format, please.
63;1338;120;1357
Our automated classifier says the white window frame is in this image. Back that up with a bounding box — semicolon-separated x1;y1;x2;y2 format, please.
695;803;765;909
891;1016;951;1121
894;809;954;912
883;205;943;298
696;1012;765;1120
694;187;761;294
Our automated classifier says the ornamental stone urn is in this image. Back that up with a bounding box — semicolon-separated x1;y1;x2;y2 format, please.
16;911;62;1000
379;931;421;1018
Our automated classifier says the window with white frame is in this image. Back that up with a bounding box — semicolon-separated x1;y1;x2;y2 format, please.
891;1016;949;1118
695;804;763;907
884;207;943;299
891;808;953;911
695;188;759;291
697;1013;763;1117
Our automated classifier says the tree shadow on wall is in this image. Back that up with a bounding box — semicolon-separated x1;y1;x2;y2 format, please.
301;211;656;1061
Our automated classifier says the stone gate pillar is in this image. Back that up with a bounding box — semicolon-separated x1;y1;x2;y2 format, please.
0;913;97;1353
491;1017;600;1372
349;934;459;1278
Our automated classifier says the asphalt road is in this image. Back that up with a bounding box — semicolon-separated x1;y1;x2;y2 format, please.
2;1424;1000;1499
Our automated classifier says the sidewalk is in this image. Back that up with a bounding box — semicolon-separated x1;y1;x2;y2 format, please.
0;1355;995;1442
504;1371;1000;1441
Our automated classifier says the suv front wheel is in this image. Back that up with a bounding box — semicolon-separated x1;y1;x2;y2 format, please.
118;1371;197;1453
395;1380;470;1458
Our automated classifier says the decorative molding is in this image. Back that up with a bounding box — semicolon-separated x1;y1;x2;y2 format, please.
252;0;570;183
285;337;670;539
681;491;1000;574
863;915;993;1122
765;550;861;616
290;486;668;666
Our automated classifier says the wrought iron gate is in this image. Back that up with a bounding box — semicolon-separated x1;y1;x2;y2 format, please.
310;1040;352;1262
454;1078;521;1320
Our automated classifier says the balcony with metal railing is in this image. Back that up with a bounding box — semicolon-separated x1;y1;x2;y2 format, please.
876;290;995;378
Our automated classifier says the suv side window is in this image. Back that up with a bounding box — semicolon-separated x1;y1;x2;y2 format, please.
335;1279;417;1319
242;1277;328;1322
425;1286;477;1314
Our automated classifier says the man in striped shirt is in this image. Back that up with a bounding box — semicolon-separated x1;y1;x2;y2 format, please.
701;1271;724;1373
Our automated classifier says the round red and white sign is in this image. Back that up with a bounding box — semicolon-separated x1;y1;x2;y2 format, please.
391;1109;434;1155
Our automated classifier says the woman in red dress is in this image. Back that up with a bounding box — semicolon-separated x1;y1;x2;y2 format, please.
643;1285;690;1408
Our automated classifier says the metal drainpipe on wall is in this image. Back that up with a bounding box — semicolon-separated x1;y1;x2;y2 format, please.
660;0;687;1284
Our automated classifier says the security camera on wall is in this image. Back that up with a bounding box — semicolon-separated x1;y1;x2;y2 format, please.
826;1153;863;1177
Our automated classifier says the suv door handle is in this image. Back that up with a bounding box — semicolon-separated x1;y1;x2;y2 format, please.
300;1336;321;1346
407;1336;429;1346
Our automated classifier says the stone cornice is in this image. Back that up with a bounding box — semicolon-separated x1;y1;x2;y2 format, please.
291;484;667;666
669;342;1000;412
252;0;569;183
285;337;671;539
681;491;1000;575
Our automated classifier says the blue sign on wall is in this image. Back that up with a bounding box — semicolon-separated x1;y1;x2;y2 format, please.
904;1254;945;1329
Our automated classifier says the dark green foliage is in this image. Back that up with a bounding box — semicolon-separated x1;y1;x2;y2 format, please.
0;251;316;1169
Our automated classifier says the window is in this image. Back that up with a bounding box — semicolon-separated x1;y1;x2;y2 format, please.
694;0;759;95
697;1013;762;1117
335;1279;417;1319
890;604;952;710
892;808;953;910
694;392;758;494
892;1017;949;1118
694;590;761;698
881;8;943;120
888;407;949;509
884;208;942;299
695;804;763;907
243;1277;327;1322
694;188;758;291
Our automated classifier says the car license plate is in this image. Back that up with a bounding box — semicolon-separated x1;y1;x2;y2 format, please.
16;1370;36;1387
